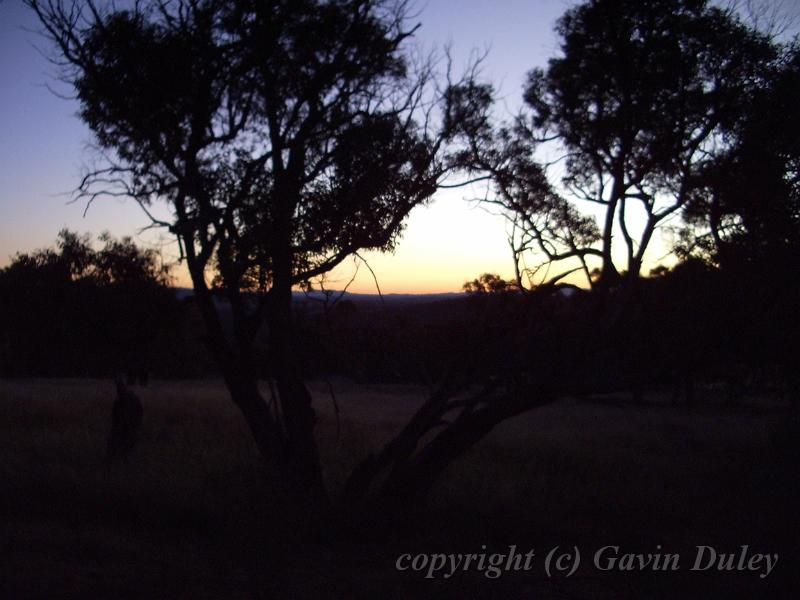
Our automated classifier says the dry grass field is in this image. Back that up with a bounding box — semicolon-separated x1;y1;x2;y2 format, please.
1;378;797;598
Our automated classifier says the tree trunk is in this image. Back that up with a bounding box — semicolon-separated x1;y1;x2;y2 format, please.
224;368;286;475
342;374;554;531
269;259;329;514
187;249;326;518
599;194;621;290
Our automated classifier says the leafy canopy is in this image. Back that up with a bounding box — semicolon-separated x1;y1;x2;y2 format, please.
31;0;472;301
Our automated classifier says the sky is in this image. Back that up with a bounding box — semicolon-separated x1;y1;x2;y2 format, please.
0;0;576;293
1;0;791;293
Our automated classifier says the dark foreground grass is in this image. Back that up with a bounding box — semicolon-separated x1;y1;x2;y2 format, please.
1;379;797;598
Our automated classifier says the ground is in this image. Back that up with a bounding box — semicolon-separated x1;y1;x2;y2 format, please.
1;378;797;598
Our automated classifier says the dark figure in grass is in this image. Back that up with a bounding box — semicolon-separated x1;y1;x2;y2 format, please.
106;374;143;466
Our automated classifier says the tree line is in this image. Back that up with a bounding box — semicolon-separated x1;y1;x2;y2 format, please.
0;230;185;377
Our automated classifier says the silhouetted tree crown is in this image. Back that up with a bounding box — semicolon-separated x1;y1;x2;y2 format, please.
680;44;800;272
463;273;517;294
0;229;170;287
31;0;470;295
454;0;779;290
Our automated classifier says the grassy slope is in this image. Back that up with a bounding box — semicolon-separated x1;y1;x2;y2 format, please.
1;379;796;598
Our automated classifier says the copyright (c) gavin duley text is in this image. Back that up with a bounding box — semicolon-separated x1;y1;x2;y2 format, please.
395;545;778;579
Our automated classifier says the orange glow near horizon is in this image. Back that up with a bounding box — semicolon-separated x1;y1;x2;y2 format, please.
166;190;518;294
163;188;674;295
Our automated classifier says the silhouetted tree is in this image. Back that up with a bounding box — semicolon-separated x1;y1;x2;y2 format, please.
444;0;797;418
681;45;800;271
453;0;776;291
0;229;175;377
29;0;487;515
462;272;517;294
678;43;800;405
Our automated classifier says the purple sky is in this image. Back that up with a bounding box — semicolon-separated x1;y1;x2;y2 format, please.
2;0;795;292
0;0;572;291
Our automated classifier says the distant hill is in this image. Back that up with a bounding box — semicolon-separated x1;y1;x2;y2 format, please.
171;287;475;341
172;287;465;307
